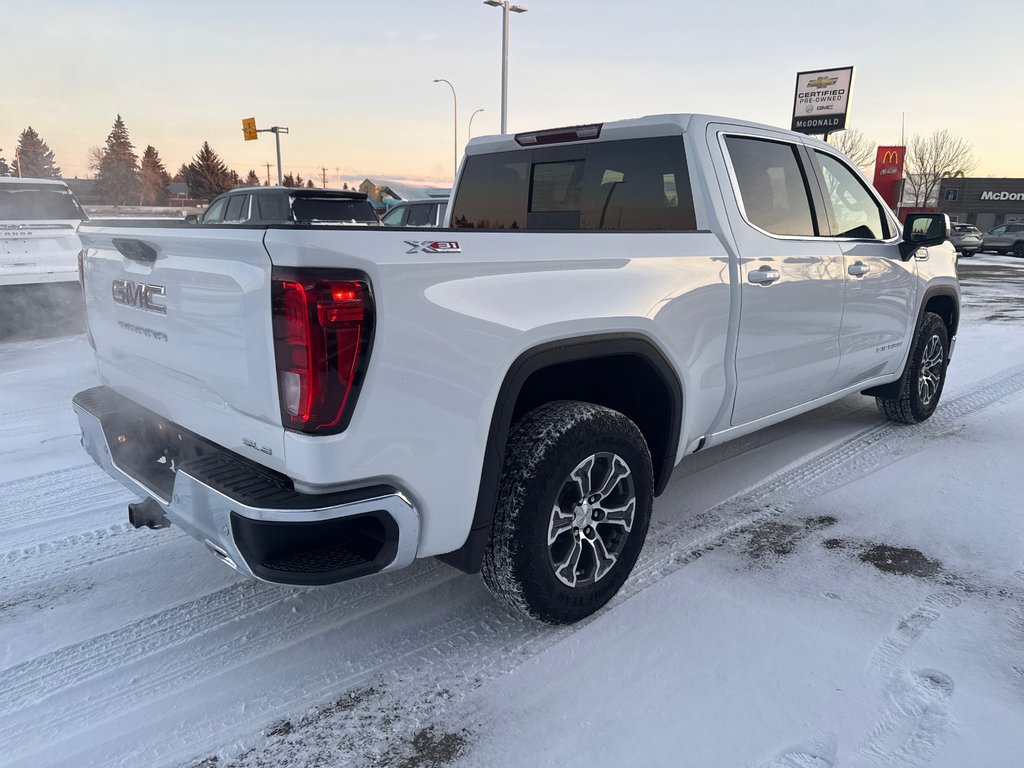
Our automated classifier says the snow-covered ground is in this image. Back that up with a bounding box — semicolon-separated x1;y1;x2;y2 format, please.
1;254;1022;768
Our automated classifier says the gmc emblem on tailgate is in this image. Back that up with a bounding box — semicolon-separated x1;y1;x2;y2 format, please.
112;279;167;315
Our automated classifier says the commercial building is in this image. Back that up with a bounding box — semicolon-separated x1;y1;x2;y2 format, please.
937;177;1024;230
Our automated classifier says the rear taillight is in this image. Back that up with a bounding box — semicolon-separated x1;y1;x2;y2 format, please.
271;270;374;434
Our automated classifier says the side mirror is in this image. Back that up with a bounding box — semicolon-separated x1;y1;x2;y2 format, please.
184;214;199;224
899;213;950;260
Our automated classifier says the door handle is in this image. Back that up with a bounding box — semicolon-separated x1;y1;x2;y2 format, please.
747;267;780;285
848;261;870;277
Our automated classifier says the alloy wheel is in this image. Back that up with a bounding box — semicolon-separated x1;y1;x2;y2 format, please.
547;452;636;588
917;334;944;407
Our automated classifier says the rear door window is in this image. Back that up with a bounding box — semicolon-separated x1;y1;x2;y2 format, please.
724;136;817;237
224;195;246;222
405;203;434;227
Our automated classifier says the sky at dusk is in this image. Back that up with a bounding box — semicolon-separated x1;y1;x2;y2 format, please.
3;0;1022;187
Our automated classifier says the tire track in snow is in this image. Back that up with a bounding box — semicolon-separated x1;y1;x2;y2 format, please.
0;465;129;534
174;362;1024;767
0;563;460;764
1;523;175;591
8;362;1024;768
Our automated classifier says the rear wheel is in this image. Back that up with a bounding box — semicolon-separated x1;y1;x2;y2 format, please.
876;312;949;424
482;400;653;625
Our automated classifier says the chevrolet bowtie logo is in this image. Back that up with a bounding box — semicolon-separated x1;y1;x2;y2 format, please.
807;76;838;89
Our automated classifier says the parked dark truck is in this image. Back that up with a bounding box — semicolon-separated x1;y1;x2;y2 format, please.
73;114;959;624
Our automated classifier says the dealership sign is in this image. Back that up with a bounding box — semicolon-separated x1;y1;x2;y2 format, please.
791;66;854;135
872;146;905;209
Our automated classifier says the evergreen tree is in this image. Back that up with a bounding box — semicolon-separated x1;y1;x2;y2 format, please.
282;173;296;187
95;115;140;205
139;145;171;205
295;174;305;188
306;179;316;188
173;163;188;183
245;169;260;186
11;127;61;178
0;149;10;176
183;142;235;201
342;182;349;190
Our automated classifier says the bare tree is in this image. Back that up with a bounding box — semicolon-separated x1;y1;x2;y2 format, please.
831;129;876;175
904;129;976;207
87;146;105;177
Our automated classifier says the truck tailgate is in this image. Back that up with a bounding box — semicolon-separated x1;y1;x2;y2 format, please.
79;225;287;468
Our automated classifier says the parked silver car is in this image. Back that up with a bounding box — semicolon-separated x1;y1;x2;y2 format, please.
981;223;1024;257
950;223;982;257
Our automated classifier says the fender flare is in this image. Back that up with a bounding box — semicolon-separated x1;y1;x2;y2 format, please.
437;332;683;574
862;284;959;400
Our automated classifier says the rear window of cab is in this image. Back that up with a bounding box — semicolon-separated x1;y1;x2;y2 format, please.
451;136;696;231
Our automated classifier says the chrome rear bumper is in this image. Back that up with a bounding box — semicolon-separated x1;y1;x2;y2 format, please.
73;386;420;585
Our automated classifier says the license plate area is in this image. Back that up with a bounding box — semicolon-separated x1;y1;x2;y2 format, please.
102;411;202;502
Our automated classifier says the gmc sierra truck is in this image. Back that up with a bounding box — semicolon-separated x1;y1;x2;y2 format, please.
73;114;959;624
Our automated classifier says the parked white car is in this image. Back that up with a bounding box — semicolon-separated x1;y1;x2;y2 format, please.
0;177;86;286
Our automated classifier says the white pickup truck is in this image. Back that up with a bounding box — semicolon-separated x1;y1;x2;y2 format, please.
73;114;959;624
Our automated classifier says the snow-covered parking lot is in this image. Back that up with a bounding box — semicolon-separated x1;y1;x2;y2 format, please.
2;254;1023;768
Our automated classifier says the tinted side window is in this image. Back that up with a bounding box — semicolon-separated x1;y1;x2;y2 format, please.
578;137;695;231
812;152;888;239
202;197;227;223
990;226;1006;234
452;153;529;229
258;194;288;221
406;203;433;227
725;136;816;237
224;195;246;222
452;136;696;231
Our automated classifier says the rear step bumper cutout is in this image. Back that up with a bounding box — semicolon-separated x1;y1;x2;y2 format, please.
72;386;419;586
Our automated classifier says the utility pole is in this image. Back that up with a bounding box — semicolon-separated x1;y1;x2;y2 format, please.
321;167;328;188
264;163;272;186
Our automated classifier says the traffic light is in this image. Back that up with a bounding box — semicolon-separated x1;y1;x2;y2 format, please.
242;117;258;141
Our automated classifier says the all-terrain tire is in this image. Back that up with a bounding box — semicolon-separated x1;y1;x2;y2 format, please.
481;400;653;625
876;312;949;424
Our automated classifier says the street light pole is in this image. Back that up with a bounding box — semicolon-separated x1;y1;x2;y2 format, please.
468;109;485;142
433;78;458;180
483;0;527;134
256;126;289;185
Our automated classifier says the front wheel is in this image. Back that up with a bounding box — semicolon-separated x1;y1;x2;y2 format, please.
1013;242;1024;258
482;401;653;625
876;312;949;424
